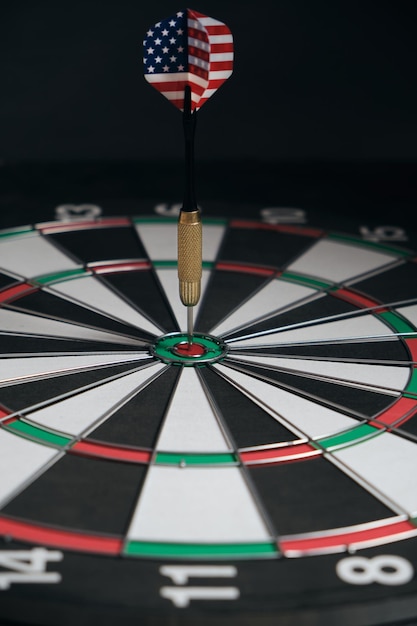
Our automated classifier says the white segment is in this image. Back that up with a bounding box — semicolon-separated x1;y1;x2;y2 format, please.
25;362;165;436
213;363;357;439
229;312;395;348
202;223;228;257
127;465;271;543
156;368;229;452
395;303;417;328
227;355;409;394
155;268;210;331
134;223;177;260
48;275;161;335
287;239;396;283
0;428;58;505
334;431;417;517
134;222;225;263
0;353;147;386
0;232;79;279
0;309;140;346
211;279;318;336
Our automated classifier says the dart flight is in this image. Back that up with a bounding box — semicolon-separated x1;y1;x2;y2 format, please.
143;8;234;111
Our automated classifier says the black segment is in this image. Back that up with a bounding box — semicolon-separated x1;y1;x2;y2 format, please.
102;270;179;333
90;366;180;447
224;361;392;418
233;339;410;363
224;293;357;339
353;260;417;303
0;273;18;290
8;289;156;342
0;361;151;412
249;457;393;535
3;454;147;534
0;335;142;353
396;411;417;440
196;270;271;333
49;226;147;264
201;366;298;448
219;226;315;269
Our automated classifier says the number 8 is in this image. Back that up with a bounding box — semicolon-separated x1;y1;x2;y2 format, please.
336;555;414;586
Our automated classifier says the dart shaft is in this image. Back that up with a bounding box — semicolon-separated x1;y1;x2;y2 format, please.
187;306;194;345
178;209;202;307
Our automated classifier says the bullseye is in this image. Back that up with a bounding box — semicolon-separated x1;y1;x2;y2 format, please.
151;332;227;366
172;341;206;357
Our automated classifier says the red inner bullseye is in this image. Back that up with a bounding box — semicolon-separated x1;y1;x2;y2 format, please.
173;341;206;357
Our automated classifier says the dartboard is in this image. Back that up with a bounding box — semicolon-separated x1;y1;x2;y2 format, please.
1;210;417;625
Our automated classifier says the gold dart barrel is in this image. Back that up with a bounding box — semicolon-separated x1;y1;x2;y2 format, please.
178;209;202;307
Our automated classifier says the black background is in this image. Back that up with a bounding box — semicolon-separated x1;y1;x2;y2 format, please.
1;0;417;160
0;1;416;225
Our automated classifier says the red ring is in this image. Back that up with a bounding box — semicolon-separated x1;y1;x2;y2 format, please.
172;341;206;357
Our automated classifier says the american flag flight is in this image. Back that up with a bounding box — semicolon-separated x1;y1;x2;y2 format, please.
143;8;233;111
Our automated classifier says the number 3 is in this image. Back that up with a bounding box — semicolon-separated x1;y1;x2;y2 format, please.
336;555;414;586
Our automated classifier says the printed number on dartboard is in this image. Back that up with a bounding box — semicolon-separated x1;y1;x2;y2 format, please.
0;548;63;589
336;555;414;586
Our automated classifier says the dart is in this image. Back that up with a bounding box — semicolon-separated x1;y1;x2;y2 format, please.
143;8;233;343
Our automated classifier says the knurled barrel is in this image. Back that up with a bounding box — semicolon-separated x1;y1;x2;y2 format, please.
178;210;202;306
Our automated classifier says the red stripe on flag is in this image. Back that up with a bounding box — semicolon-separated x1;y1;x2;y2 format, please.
205;25;233;35
209;61;234;71
188;26;208;41
188;45;210;60
188;65;209;81
148;75;206;92
210;43;234;53
148;80;187;92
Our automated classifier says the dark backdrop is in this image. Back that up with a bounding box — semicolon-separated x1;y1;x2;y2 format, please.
1;0;416;161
